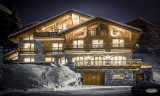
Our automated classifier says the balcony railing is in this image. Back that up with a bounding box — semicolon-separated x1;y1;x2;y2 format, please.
110;43;132;49
89;44;105;51
44;47;63;53
33;32;58;38
65;44;85;51
18;48;37;54
75;59;142;69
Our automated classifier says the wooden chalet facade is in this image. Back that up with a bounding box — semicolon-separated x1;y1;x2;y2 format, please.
5;10;152;86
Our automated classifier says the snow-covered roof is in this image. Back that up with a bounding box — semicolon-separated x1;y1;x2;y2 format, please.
126;17;154;27
0;4;12;15
8;9;93;39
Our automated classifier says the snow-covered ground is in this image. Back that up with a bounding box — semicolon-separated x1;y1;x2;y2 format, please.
0;86;132;96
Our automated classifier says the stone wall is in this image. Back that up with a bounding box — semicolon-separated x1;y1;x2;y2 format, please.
77;68;152;86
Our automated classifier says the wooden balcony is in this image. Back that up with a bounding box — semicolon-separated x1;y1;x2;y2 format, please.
110;43;132;49
65;44;85;51
18;48;37;54
44;47;63;53
33;32;58;38
75;59;142;70
89;44;105;51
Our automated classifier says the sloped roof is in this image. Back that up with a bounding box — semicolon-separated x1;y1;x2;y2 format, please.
59;17;142;36
8;9;93;39
126;17;154;27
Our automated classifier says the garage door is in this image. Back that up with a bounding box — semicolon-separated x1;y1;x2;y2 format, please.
83;72;105;85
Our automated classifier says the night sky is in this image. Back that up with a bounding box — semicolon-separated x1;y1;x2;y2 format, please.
7;0;160;25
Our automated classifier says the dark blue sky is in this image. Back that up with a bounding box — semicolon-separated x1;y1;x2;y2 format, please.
9;0;160;25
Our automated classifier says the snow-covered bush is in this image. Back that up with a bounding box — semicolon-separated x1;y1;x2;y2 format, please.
1;64;81;90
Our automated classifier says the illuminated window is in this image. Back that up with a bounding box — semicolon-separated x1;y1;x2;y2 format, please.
59;57;67;65
73;40;84;48
92;40;103;48
24;57;34;62
112;39;124;47
57;20;67;32
111;56;126;65
52;43;63;50
62;20;67;30
72;13;79;25
45;57;55;62
23;43;34;51
90;28;96;36
113;73;124;80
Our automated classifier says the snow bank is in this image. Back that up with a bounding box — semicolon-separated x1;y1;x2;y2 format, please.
46;65;81;89
2;64;81;90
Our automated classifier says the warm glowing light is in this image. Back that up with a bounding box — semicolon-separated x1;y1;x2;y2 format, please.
86;56;91;60
105;56;110;60
117;32;120;35
42;28;45;30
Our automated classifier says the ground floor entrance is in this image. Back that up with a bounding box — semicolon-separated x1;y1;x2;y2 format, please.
83;72;105;85
136;73;144;84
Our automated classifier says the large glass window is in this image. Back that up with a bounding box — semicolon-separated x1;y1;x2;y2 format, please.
23;43;34;51
24;57;34;62
45;57;55;62
92;40;103;48
73;40;84;48
52;43;63;50
72;13;79;25
58;57;67;65
111;56;126;65
112;39;124;47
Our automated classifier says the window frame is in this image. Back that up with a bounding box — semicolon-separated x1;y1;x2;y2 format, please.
24;57;34;62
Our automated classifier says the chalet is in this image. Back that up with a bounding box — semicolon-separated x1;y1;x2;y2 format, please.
4;10;152;86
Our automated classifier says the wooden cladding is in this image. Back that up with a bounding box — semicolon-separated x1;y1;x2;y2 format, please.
18;48;37;54
34;32;58;38
83;72;105;85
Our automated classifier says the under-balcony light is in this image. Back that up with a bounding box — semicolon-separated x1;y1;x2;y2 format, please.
86;56;91;60
105;56;110;60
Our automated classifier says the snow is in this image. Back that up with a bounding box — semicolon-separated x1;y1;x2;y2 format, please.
0;86;132;96
133;53;160;84
145;88;158;93
2;64;81;90
0;4;12;15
